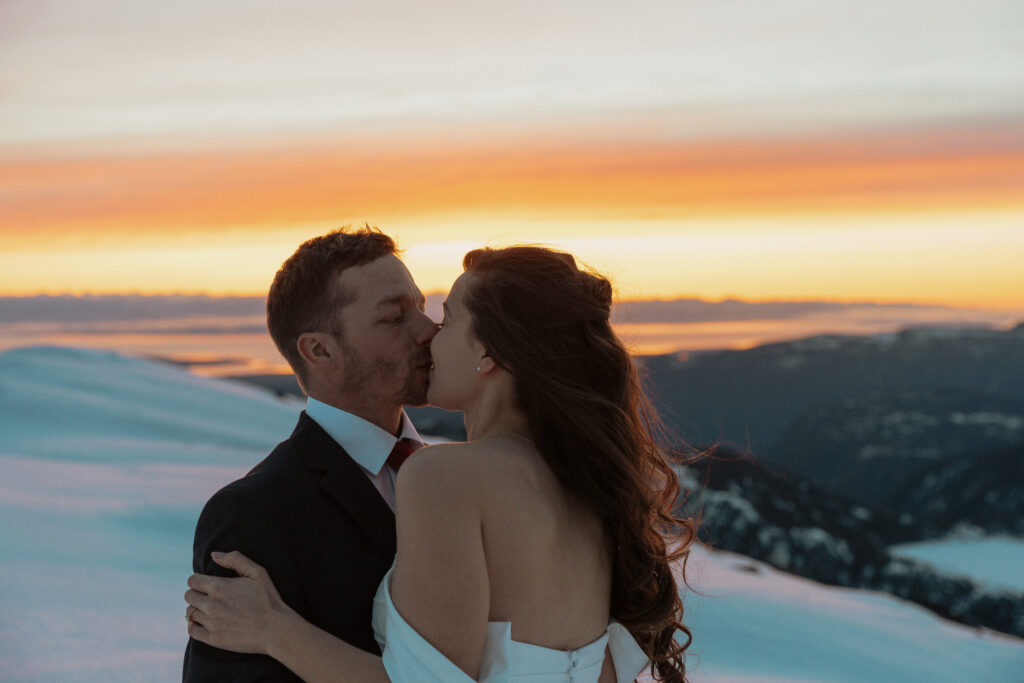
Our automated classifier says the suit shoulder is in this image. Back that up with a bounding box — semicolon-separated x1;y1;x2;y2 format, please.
193;438;302;540
192;461;298;574
206;437;298;498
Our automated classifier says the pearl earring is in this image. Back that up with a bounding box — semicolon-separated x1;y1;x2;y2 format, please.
476;366;481;372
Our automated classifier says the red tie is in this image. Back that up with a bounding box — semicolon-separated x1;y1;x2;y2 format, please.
386;438;422;472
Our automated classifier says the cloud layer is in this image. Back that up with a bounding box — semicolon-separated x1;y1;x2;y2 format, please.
3;294;1019;362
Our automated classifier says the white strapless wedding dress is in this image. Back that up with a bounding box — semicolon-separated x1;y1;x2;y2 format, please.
372;566;649;682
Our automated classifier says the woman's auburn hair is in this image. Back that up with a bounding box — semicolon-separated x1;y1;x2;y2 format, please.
462;246;696;683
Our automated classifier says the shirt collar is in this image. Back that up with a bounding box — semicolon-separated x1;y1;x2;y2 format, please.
305;397;422;476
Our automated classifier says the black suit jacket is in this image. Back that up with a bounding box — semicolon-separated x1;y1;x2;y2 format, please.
183;412;397;682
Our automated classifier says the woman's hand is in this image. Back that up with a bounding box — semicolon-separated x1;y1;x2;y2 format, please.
185;551;295;656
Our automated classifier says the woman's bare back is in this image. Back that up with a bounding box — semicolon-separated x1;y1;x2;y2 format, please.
393;437;623;682
468;436;614;651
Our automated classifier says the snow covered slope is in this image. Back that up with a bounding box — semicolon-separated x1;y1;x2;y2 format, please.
0;346;303;681
682;547;1023;682
0;347;1020;681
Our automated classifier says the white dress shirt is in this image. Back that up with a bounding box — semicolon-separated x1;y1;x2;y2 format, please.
305;397;423;511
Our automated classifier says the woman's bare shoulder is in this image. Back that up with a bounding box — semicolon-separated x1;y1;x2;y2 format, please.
395;442;487;501
397;439;539;497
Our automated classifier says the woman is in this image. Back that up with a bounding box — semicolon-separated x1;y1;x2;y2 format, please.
185;246;695;682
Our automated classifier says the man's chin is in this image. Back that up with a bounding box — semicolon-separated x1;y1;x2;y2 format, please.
400;381;430;407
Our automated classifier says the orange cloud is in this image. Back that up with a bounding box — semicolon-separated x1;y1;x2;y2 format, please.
2;121;1022;247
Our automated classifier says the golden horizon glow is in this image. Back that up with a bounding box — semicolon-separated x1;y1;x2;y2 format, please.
2;123;1023;309
2;210;1024;311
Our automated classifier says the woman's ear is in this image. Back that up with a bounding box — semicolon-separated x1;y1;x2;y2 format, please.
477;354;497;375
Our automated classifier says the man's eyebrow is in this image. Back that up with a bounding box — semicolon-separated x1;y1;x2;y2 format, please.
374;293;423;308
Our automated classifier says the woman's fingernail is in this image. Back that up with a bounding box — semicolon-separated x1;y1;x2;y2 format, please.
211;551;224;559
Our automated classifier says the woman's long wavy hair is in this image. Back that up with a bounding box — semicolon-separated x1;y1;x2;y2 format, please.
462;246;696;682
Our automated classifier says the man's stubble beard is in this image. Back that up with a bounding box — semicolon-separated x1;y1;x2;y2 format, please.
337;334;429;408
392;355;429;407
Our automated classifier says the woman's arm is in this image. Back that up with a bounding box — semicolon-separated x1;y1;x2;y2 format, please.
185;551;389;683
391;446;490;679
184;445;490;683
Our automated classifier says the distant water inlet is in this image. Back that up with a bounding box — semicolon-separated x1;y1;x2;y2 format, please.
892;537;1024;592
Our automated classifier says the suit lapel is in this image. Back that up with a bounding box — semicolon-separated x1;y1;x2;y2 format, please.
291;413;397;560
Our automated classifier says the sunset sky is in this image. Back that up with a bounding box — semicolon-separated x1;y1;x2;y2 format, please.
2;0;1023;310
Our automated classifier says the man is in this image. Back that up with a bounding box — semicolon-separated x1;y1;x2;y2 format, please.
183;227;438;681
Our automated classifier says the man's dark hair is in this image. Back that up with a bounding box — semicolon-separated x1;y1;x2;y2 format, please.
267;226;397;386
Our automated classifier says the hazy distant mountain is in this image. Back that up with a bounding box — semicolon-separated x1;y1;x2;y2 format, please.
642;324;1024;451
0;294;266;323
642;324;1024;517
771;388;1024;508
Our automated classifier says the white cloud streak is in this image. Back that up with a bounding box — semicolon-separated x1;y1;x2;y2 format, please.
2;1;1022;150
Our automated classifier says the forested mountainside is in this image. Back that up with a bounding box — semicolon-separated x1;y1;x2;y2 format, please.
889;440;1024;537
641;324;1024;459
769;388;1024;509
640;325;1024;523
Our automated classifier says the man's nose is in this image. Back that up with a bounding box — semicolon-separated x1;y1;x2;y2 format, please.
416;311;440;343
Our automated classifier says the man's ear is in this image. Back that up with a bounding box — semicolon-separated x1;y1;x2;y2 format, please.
297;332;334;367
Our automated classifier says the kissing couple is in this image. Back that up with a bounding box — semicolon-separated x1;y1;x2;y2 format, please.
182;227;695;682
